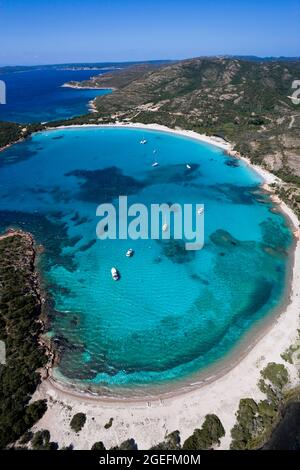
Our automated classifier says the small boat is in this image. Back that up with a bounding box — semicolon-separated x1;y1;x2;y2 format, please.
197;207;204;215
162;223;168;232
152;162;159;167
140;139;147;144
111;267;120;281
186;164;192;169
153;149;157;154
126;248;134;257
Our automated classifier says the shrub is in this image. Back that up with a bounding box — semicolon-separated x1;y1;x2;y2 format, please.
111;439;138;450
70;413;86;433
183;414;225;450
230;363;288;449
261;363;289;390
104;417;113;429
31;429;58;450
91;441;106;450
24;400;48;426
19;431;33;445
60;444;74;450
31;430;50;449
258;362;289;404
151;430;181;450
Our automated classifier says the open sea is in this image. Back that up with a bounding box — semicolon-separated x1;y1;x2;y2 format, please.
0;67;113;123
0;126;292;391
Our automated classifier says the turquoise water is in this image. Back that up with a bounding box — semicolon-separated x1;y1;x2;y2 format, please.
0;127;292;390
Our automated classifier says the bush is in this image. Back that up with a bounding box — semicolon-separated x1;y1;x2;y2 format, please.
261;363;289;390
183;414;225;450
230;363;288;449
111;439;138;450
70;413;86;433
91;441;106;450
258;362;289;404
31;429;58;450
19;431;33;445
104;417;113;429
151;430;181;450
60;444;74;450
24;400;48;427
230;399;261;449
31;430;50;449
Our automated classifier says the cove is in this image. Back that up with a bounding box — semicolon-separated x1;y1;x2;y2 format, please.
0;126;293;391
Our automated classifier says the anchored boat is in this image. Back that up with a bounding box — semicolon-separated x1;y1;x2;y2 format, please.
111;267;120;281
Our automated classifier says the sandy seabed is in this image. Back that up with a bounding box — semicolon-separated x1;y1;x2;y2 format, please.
30;123;300;449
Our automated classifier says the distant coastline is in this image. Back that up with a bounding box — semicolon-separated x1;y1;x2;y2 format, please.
61;82;115;90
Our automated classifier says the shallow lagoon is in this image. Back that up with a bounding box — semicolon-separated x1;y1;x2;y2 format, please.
0;127;292;389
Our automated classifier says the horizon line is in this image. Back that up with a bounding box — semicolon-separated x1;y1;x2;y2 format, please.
1;55;300;69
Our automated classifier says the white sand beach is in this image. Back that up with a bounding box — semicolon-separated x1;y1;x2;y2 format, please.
31;123;300;450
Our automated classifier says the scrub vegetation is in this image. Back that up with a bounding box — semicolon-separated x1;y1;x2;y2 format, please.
182;414;225;450
230;362;290;449
70;412;86;432
0;232;48;448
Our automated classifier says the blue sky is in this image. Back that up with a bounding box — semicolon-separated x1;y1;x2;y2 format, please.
0;0;299;65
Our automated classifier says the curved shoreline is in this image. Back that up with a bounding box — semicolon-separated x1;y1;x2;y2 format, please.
34;227;300;448
45;124;299;400
2;122;299;449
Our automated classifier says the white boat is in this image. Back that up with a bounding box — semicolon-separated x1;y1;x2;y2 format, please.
126;248;134;257
111;267;120;281
197;207;204;215
162;223;168;232
152;162;159;167
140;139;147;144
186;164;192;169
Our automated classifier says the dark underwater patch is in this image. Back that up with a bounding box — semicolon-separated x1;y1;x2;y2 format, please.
144;163;201;186
190;273;209;285
0;140;38;167
47;283;73;297
65;166;146;203
158;238;196;264
260;218;291;252
0;209;78;272
26;185;73;204
78;239;97;252
211;184;258;205
70;212;90;226
210;229;240;247
225;158;240;167
68;235;82;247
52;135;64;140
70;315;80;327
238;278;274;318
57;347;119;380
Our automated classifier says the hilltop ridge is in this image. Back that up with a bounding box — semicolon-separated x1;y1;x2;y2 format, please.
74;57;300;214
